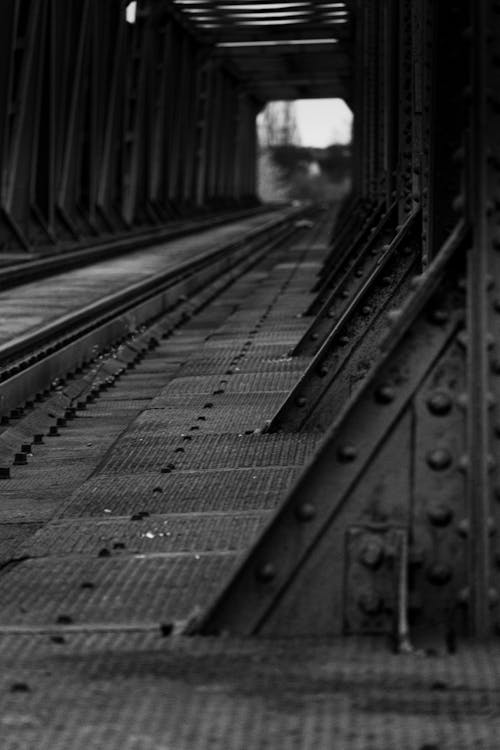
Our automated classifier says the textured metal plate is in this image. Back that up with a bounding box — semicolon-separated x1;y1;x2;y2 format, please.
177;354;309;377
164;371;300;395
21;513;267;557
135;394;288;432
96;433;319;474
0;554;238;626
0;635;498;750
57;466;299;518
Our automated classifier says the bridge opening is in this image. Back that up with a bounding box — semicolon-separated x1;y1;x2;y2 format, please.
257;98;352;204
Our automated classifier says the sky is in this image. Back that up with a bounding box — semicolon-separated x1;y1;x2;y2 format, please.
294;99;352;147
258;98;353;149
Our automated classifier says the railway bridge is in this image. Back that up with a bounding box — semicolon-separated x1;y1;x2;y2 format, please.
0;2;499;748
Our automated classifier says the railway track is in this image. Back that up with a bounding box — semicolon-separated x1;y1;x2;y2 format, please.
0;206;310;475
0;204;272;288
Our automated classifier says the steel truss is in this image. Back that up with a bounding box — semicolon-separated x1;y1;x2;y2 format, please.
195;0;500;642
0;0;259;252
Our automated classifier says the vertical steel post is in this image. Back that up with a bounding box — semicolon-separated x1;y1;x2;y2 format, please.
465;0;493;637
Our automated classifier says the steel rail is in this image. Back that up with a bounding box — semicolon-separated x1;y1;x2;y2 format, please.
0;208;305;417
0;204;276;291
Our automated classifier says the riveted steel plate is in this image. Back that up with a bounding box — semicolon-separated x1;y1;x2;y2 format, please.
97;433;319;474
57;467;300;518
21;513;267;557
0;554;239;626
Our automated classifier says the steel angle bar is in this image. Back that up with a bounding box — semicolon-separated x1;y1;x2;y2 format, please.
195;226;467;638
293;201;400;356
316;197;371;276
308;201;395;315
313;199;387;288
271;210;422;433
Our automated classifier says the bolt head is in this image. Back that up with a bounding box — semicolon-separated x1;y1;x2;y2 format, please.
256;562;276;583
427;391;453;416
337;444;357;463
426;563;453;586
374;384;396;405
295;503;316;522
427;504;454;527
426;448;453;471
358;592;384;616
359;539;385;570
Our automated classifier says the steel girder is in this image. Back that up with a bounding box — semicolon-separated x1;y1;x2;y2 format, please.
0;0;260;252
194;0;500;642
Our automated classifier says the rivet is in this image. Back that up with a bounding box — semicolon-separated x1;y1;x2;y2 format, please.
295;503;316;522
452;194;465;214
310;333;319;341
426;563;453;586
386;309;402;325
339;336;350;346
426;448;453;471
429;308;449;325
317;366;329;378
256;562;276;583
359;539;385;569
361;306;372;316
457;519;470;538
295;396;307;407
427;391;452;416
457;587;470;605
33;434;44;445
374;384;395;404
489;588;499;607
341;291;349;299
337;444;357;463
456;392;469;410
427;504;454;527
492;358;500;376
458;455;469;473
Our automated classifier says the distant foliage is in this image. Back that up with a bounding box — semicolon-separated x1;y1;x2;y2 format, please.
264;143;351;203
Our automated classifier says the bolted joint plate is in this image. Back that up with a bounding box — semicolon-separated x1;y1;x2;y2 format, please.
345;525;407;635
